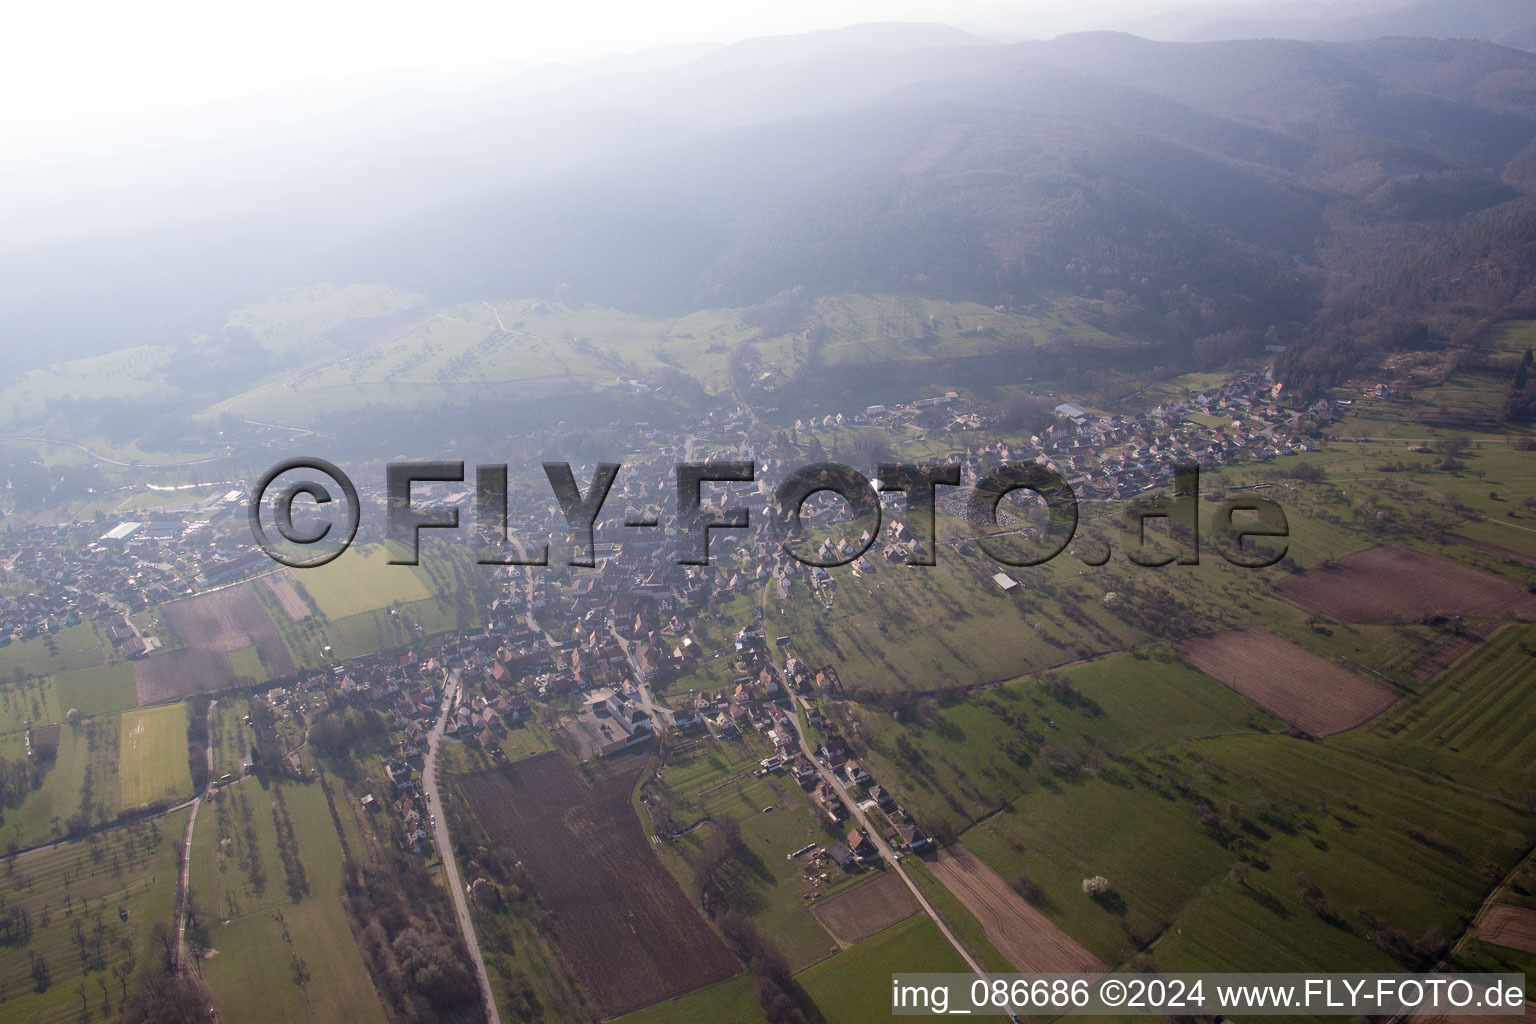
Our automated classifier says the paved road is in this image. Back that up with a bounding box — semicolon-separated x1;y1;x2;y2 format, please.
789;695;987;978
0;435;188;468
505;536;555;643
606;624;672;725
758;580;984;976
422;670;502;1024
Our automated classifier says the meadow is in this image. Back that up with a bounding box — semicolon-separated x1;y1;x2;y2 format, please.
0;715;123;849
955;724;1530;972
651;762;841;971
0;624;111;680
118;705;192;809
210;698;252;779
794;916;971;1021
837;648;1281;829
191;779;388;1024
613;975;766;1024
284;544;431;620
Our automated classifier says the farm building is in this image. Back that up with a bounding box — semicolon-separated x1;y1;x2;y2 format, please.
1054;402;1090;425
100;521;143;543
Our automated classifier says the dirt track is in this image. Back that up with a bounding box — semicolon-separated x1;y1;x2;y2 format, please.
927;845;1104;973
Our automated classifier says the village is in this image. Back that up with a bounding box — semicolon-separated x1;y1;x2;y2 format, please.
0;365;1346;871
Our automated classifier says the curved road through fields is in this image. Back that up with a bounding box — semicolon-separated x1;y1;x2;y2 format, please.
422;669;502;1024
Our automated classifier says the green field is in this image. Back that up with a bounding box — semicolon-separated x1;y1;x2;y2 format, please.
52;664;137;718
615;975;766;1024
958;724;1530;972
0;623;111;679
0;715;123;848
1151;735;1529;972
674;772;840;969
840;648;1282;830
0;676;61;735
205;291;1132;429
620;912;980;1022
289;544;431;620
192;779;387;1024
224;283;425;362
211;698;251;779
1344;623;1536;792
118;705;192;808
794;916;972;1021
226;646;266;684
0;810;186;1024
323;599;449;660
0;346;181;436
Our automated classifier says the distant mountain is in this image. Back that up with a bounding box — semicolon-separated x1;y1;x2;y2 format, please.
2;25;1534;385
1187;0;1536;51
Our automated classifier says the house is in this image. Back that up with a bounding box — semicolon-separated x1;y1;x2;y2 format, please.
896;824;933;853
847;829;880;862
823;841;857;870
813;782;847;823
843;760;872;787
869;785;897;812
791;755;818;787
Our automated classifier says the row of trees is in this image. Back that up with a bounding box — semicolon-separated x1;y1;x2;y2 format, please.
186;696;209;795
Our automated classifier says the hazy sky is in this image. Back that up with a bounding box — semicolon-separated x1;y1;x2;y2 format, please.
5;0;1283;124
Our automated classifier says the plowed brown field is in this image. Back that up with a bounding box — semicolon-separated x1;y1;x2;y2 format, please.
927;845;1104;973
811;870;918;945
1180;629;1398;736
1479;904;1536;954
1275;546;1536;624
458;752;737;1018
